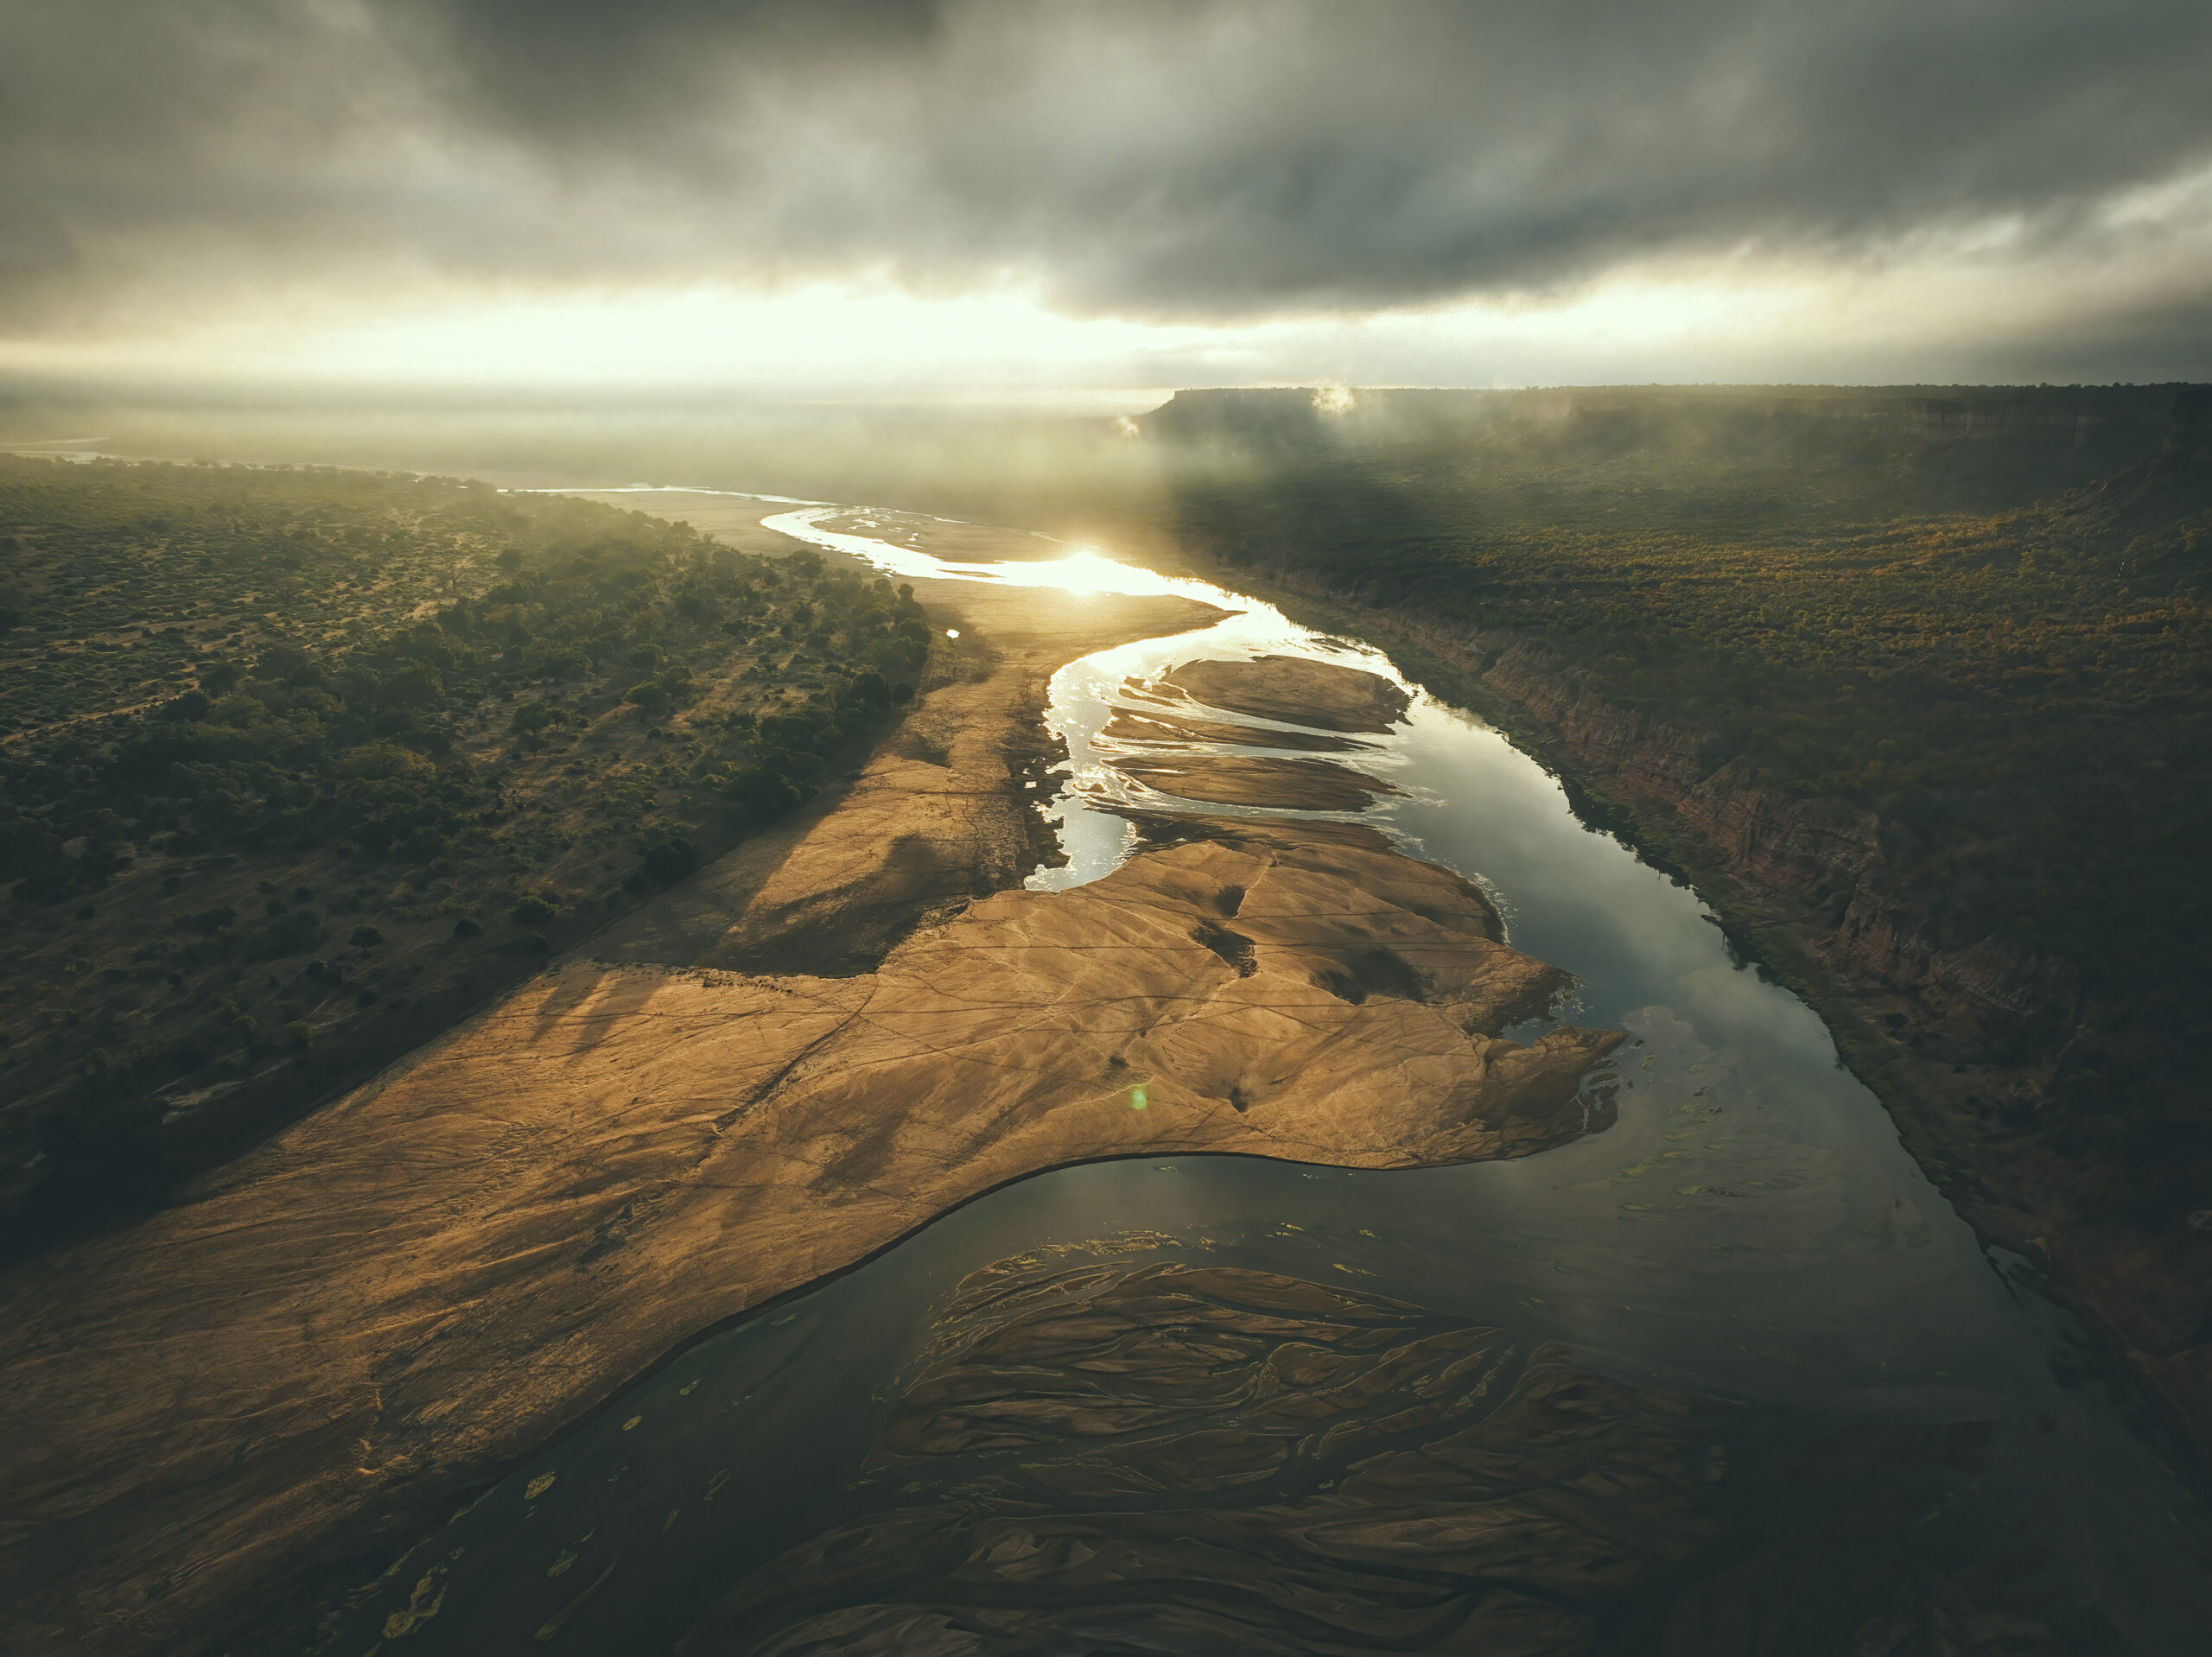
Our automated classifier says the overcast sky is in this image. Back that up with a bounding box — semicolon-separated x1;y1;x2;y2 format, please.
4;0;2210;399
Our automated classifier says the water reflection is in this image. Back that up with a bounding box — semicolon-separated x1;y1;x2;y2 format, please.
317;495;2212;1654
763;505;2033;1409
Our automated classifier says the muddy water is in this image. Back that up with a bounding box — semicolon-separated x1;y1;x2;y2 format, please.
321;499;2212;1654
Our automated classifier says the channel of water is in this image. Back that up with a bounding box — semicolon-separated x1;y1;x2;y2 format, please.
324;498;2212;1654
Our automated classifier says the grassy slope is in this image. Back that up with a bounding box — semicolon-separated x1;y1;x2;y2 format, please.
0;457;931;1256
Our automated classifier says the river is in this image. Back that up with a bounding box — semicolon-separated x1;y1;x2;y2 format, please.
322;498;2212;1654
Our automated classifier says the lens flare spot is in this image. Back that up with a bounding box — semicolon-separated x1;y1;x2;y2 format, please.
1129;1085;1148;1111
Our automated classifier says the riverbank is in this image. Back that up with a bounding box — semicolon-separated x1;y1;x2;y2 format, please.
0;575;1622;1653
1179;557;2212;1473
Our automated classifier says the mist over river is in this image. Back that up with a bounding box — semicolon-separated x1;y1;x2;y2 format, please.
324;495;2212;1654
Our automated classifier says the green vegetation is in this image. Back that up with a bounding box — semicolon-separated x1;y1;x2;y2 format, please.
0;455;929;1256
1123;385;2211;1235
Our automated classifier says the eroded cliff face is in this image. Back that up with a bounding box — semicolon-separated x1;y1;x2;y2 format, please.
1475;638;2078;1038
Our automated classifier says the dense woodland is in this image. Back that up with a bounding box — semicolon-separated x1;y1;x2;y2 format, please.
0;458;930;1256
1128;385;2211;1235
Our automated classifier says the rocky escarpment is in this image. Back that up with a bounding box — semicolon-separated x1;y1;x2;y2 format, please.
1472;639;2081;1036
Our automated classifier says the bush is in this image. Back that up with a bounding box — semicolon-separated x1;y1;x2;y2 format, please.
349;924;385;948
640;835;696;883
452;916;481;938
395;827;449;863
510;892;556;924
245;910;322;960
848;671;892;720
725;765;804;822
336;741;435;784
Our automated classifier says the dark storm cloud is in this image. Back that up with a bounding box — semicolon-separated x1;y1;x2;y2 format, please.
3;0;2209;327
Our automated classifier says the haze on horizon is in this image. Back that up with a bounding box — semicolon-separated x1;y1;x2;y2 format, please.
4;0;2212;408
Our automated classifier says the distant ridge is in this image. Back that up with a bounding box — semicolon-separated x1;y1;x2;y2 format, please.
1132;382;2193;456
2052;384;2212;536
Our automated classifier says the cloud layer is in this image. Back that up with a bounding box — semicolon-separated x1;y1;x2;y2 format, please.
3;1;2209;383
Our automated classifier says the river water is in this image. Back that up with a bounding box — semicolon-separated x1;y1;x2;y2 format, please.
325;499;2212;1654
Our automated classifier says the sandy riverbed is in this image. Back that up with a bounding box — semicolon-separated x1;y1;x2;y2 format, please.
0;576;1618;1653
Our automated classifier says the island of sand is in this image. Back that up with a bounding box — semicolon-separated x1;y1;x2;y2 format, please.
1102;656;1414;810
0;580;1619;1653
1162;654;1412;733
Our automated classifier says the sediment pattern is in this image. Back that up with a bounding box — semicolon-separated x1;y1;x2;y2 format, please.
686;1261;1717;1655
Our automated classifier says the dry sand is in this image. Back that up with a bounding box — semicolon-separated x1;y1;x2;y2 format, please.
1162;655;1414;734
0;577;1619;1654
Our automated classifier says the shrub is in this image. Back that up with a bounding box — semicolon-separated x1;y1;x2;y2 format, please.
246;910;322;960
349;924;385;948
640;835;697;883
725;766;804;822
848;671;892;719
336;741;435;784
